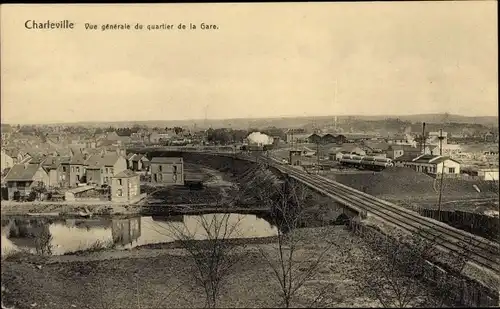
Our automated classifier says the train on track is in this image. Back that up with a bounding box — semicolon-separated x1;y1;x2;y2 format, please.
239;144;274;151
338;154;394;171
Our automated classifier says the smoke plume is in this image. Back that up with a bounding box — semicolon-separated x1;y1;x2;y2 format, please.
247;132;273;145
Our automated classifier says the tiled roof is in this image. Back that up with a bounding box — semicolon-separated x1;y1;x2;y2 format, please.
126;153;135;160
113;169;138;178
4;164;43;181
130;154;143;162
342;133;377;140
2;148;20;158
27;154;48;164
82;148;102;155
101;154;122;166
42;155;70;169
329;144;364;154
388;145;418;151
395;154;461;165
363;141;390;151
394;153;420;162
85;153;122;168
150;157;183;164
55;149;72;157
69;153;86;165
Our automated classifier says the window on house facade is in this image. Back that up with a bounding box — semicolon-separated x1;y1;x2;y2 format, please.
110;168;114;174
104;177;108;183
63;166;67;172
173;165;177;174
449;167;456;174
118;179;122;186
159;165;162;172
106;168;109;174
117;189;123;197
76;167;80;173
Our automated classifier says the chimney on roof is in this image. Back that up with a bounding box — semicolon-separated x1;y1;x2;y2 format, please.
421;122;426;154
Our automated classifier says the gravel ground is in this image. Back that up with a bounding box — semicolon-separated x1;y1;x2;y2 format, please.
1;226;384;309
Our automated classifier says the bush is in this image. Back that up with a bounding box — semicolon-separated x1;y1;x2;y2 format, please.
27;191;37;202
13;191;21;201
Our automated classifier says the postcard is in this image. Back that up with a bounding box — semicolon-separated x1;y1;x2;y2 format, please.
1;3;498;308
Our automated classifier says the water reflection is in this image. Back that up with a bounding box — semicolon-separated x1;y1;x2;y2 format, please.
1;214;278;256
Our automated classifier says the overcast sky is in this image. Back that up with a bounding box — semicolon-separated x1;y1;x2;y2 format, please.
1;2;497;124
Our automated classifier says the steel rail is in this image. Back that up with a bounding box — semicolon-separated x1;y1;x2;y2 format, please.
269;160;499;272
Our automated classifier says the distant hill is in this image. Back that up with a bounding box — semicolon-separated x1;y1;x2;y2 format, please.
4;113;498;129
350;114;498;126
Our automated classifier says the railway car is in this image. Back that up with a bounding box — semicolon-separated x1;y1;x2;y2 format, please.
339;154;393;171
338;154;363;166
240;144;264;151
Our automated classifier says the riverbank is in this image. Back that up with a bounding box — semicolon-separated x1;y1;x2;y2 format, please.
0;203;271;220
1;226;383;309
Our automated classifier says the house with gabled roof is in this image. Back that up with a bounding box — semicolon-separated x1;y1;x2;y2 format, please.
59;153;87;188
4;164;49;200
41;155;71;187
126;153;150;171
129;154;144;171
84;153;127;186
395;154;461;177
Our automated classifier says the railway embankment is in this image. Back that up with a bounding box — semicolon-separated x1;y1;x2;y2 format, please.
268;160;499;307
349;217;499;307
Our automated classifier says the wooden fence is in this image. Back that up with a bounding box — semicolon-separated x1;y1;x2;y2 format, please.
416;208;499;242
348;219;499;307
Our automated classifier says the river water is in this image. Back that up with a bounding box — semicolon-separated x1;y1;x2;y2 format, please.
1;213;278;256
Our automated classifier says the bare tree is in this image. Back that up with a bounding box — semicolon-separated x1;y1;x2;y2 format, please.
149;177;248;309
154;213;246;308
258;178;339;308
349;225;473;308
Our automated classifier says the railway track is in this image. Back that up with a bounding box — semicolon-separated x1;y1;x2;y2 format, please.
152;151;499;272
258;155;500;273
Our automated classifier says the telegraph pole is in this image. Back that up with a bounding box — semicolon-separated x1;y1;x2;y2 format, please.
437;162;445;221
316;141;320;175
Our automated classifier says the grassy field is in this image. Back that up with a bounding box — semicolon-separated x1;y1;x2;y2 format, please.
1;226;383;309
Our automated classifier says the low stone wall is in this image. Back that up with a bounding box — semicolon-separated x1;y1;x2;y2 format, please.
348;219;499;307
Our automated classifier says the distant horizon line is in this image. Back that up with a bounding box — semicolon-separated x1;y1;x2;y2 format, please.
1;112;498;126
